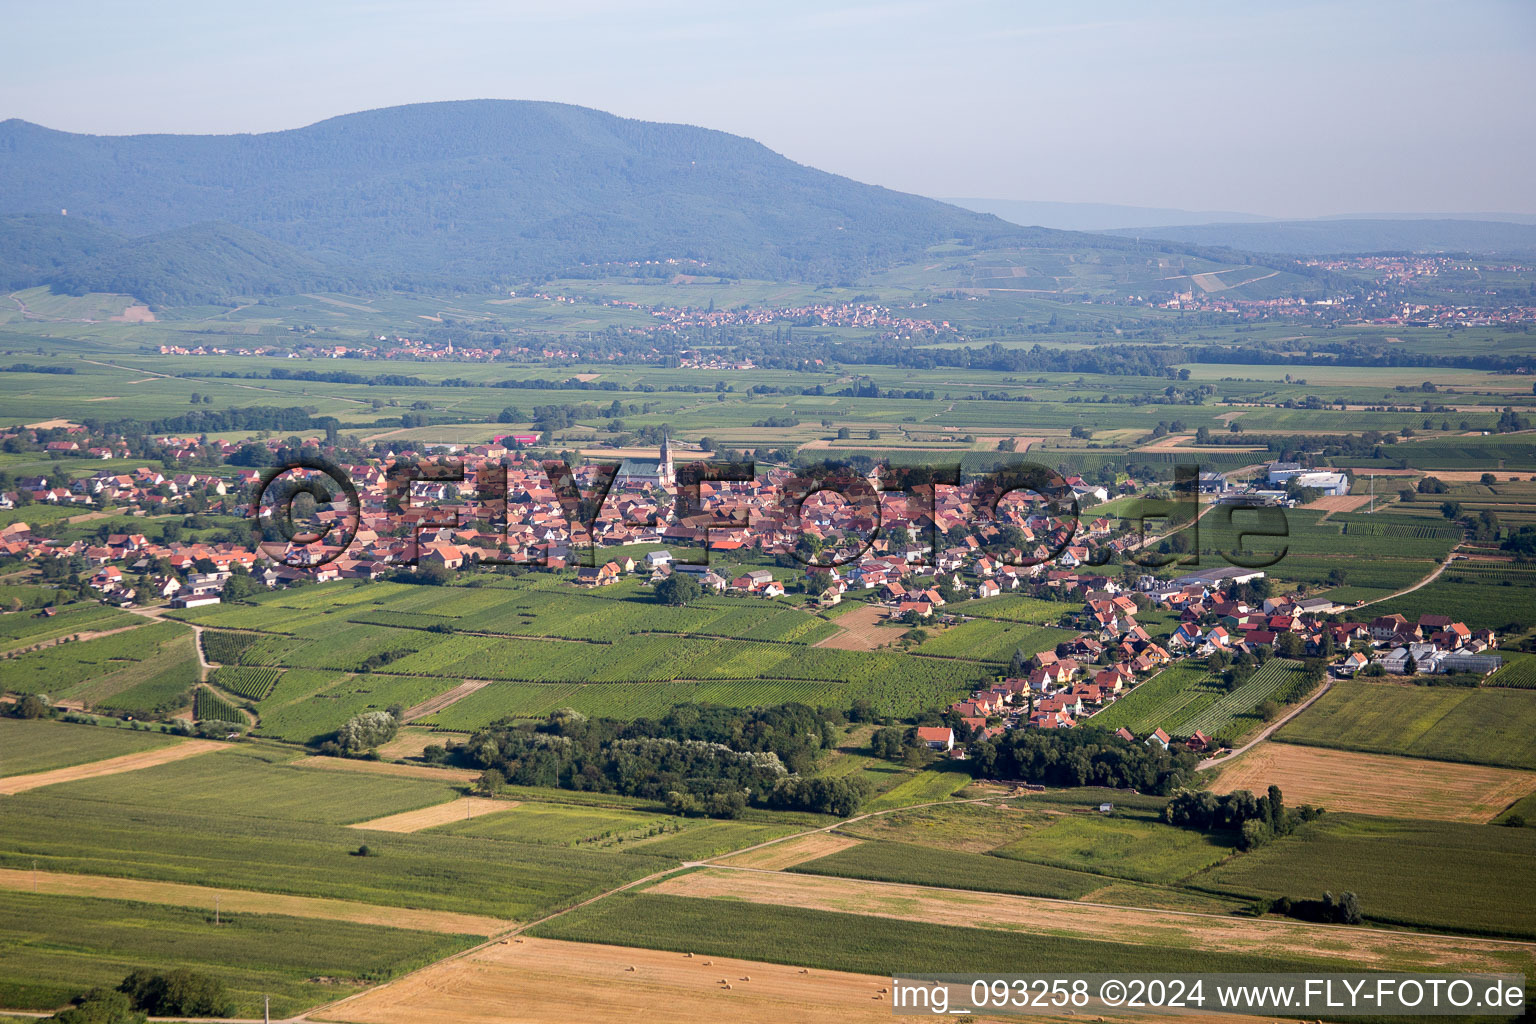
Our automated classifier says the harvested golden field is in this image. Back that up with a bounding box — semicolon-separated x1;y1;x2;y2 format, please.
813;605;896;651
349;796;515;833
714;833;860;870
315;935;909;1024
0;868;508;936
1304;494;1374;513
0;738;226;795
374;725;449;759
1210;743;1536;823
649;869;1536;975
290;755;479;784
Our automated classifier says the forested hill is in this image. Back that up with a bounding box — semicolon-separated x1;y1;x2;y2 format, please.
0;100;1045;296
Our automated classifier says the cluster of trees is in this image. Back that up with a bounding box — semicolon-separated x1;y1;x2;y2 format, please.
1254;891;1364;926
319;708;402;756
1165;784;1323;851
654;573;702;606
43;968;232;1023
82;405;331;443
461;704;863;817
3;693;51;719
1501;526;1536;559
966;726;1197;794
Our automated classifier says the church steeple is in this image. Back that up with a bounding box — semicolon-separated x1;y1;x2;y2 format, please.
659;430;674;486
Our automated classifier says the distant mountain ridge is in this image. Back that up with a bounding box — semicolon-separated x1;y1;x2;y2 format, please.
0;100;1048;301
1101;219;1536;256
949;197;1536;242
942;198;1275;232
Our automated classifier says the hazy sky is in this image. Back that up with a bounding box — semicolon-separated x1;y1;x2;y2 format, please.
3;0;1533;218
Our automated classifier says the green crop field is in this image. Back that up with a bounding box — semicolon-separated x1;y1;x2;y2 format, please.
200;628;264;665
0;718;177;777
35;745;462;825
1091;659;1314;743
1375;576;1536;634
830;799;1228;886
0;602;139;653
1276;680;1536;769
428;800;801;858
256;674;464;743
990;813;1233;885
1089;663;1221;735
837;801;1053;850
210;664;283;700
531;892;1334;976
2;620;194;700
0;790;673;921
859;768;975;811
194;686;244;724
916;619;1076;663
167;576;1029;729
790;839;1104;899
940;594;1069;624
0;891;477;1017
1197;814;1536;939
1485;651;1536;689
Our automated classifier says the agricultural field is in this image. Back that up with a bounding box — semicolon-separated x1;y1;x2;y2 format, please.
1198;814;1536;939
531;892;1335;977
0;891;478;1017
1373;574;1536;634
939;594;1069;624
325;935;901;1024
647;868;1536;976
857;767;975;811
32;745;466;825
829;798;1229;886
160;576;1041;729
1091;659;1315;743
989;812;1232;884
200;628;265;665
835;801;1052;853
255;672;463;743
0;718;177;777
1276;680;1536;770
914;619;1076;663
209;664;283;700
2;619;198;713
789;838;1105;899
1208;742;1536;823
0;788;675;921
194;685;244;724
0;602;140;653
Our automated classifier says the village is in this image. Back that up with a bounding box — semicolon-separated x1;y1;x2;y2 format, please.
0;426;1500;762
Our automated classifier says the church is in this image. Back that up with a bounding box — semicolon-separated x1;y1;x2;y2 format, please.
614;433;675;488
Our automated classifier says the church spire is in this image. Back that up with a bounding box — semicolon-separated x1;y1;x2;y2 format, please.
659;430;674;485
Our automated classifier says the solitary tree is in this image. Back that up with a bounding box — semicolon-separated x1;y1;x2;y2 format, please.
655;573;702;607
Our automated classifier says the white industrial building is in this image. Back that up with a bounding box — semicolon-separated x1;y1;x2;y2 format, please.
1264;462;1348;496
1291;471;1350;496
